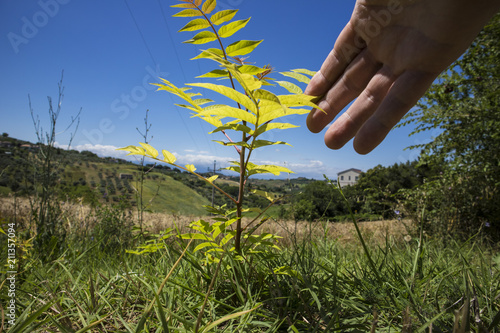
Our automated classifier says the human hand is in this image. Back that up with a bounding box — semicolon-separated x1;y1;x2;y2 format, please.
305;0;500;154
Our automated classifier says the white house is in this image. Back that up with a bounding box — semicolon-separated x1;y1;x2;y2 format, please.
337;168;362;187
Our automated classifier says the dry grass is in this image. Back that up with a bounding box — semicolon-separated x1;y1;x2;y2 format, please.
1;196;412;246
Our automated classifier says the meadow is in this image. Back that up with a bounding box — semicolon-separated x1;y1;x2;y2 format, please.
1;1;498;331
1;196;499;332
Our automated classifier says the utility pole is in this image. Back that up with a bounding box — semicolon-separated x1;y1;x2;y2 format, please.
211;160;216;208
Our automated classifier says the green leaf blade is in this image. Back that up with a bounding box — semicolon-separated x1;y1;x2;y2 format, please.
178;18;211;32
184;31;217;44
210;9;238;25
202;0;217;14
187;82;257;113
218;18;251;38
173;9;203;17
276;80;303;94
226;40;263;57
139;142;159;158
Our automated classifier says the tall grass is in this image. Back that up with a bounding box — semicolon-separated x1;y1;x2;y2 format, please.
1;208;499;332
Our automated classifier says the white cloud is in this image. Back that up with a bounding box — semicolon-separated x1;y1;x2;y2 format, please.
55;143;338;179
57;142;130;159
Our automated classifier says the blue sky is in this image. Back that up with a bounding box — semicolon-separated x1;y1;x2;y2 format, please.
0;0;434;179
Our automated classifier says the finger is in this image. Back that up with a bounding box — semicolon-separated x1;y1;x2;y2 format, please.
305;21;366;98
323;65;397;149
353;70;437;154
307;48;381;133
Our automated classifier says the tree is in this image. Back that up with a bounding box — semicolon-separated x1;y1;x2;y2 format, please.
401;13;500;239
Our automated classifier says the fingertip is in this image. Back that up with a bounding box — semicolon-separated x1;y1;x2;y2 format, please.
306;109;328;133
324;136;345;150
353;140;375;155
352;122;387;155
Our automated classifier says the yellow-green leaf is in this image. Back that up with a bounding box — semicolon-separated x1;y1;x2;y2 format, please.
171;3;197;9
213;140;251;148
192;98;213;105
184;31;217;44
237;73;262;92
276;80;303;94
187;82;257;113
254;89;281;105
210;9;238;25
210;123;253;135
207;175;219;183
162;150;177;164
191;48;225;60
218;18;250;38
255;122;299;137
238;65;269;75
196;105;257;124
202;0;216;14
280;71;311;84
199;115;224;128
178;18;210;32
153;78;203;112
258;106;310;124
252;140;291;149
251;189;276;202
139;142;159;158
116;145;145;156
278;94;322;109
226;40;262;57
292;68;316;77
186;164;197;173
246;163;294;176
173;9;203;17
196;69;229;79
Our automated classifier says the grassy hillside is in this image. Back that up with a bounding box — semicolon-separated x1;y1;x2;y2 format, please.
0;137;209;215
0;135;316;216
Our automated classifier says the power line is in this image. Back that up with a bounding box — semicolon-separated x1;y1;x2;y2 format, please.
156;0;217;155
123;0;158;67
122;0;202;153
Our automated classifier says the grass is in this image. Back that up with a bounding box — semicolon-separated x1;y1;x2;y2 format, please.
1;198;499;332
66;161;211;215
